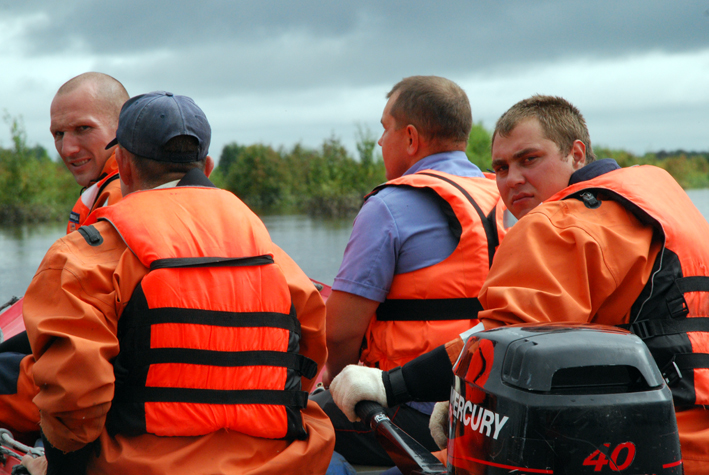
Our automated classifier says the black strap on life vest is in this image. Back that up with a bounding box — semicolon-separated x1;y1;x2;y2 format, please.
674;353;709;373
676;276;709;293
114;386;310;407
132;306;302;332
133;348;317;379
151;254;274;270
418;172;499;267
78;171;119;198
96;172;120;198
376;297;483;322
623;317;709;339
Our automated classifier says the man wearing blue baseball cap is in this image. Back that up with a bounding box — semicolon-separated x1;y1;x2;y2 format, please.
22;92;334;475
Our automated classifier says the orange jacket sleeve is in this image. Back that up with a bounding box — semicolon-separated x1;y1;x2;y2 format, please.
23;225;125;452
0;355;40;443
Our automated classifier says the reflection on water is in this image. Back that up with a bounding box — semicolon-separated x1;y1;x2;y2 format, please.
3;189;709;304
686;188;709;220
260;214;353;284
0;223;66;305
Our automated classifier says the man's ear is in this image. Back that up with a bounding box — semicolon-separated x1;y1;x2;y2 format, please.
570;140;587;170
115;146;134;193
405;124;419;156
204;156;215;178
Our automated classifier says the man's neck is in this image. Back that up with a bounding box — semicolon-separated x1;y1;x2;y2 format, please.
420;140;467;158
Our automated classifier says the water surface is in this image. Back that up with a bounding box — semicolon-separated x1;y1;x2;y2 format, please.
3;189;709;304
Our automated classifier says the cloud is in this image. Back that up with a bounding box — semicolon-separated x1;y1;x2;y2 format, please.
6;1;709;97
1;1;707;159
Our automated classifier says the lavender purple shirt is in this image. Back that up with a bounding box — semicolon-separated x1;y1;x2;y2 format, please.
332;151;484;302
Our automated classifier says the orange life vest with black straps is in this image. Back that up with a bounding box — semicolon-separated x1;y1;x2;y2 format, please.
66;153;121;233
555;165;709;407
93;185;316;440
360;171;506;371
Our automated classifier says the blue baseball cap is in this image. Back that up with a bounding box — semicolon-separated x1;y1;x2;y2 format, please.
105;91;211;162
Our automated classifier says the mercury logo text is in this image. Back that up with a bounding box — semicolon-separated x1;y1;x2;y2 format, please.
450;388;509;440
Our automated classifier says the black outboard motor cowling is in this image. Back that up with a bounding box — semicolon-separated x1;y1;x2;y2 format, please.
448;323;683;474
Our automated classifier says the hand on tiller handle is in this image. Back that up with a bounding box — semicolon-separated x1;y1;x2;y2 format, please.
428;401;449;450
330;365;387;422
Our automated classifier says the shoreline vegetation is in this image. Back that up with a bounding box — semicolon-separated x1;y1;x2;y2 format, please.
2;116;708;224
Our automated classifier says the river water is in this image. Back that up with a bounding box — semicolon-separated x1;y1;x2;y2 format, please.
0;214;355;305
3;188;709;305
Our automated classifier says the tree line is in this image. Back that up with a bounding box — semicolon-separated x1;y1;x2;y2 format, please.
1;115;708;224
210;126;385;217
0;115;77;224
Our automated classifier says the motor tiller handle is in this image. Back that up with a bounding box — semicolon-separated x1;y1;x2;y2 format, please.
354;401;446;475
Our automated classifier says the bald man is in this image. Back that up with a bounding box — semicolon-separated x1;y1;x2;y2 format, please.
50;72;128;232
0;73;128;445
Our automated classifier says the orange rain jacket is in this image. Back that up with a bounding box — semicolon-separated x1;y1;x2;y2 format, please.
360;171;505;371
66;152;121;233
477;165;709;474
24;174;333;474
0;154;122;444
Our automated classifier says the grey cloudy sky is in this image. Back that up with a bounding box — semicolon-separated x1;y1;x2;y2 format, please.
1;1;708;162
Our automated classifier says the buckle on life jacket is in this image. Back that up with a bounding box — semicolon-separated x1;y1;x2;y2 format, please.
660;355;683;386
666;293;689;319
579;191;601;209
632;319;651;340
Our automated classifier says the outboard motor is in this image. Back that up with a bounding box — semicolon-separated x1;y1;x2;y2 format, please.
448;323;683;474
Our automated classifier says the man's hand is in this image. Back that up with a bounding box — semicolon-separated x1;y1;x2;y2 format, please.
20;454;47;475
330;364;387;422
429;401;449;450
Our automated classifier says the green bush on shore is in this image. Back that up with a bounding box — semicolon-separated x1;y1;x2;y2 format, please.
1;116;708;224
213;126;387;217
0;114;77;224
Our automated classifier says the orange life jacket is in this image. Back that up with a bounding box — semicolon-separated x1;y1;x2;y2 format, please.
66;154;121;233
360;171;505;371
93;185;316;439
554;165;709;406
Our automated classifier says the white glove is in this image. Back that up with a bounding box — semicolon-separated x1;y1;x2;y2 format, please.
429;401;449;450
330;364;387;422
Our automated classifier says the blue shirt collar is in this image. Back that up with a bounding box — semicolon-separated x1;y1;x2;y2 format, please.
404;151;483;177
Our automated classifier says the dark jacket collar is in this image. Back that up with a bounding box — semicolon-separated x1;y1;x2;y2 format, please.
568;158;621;186
176;168;216;188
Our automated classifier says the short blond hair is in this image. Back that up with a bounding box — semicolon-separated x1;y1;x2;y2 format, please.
493;95;596;163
